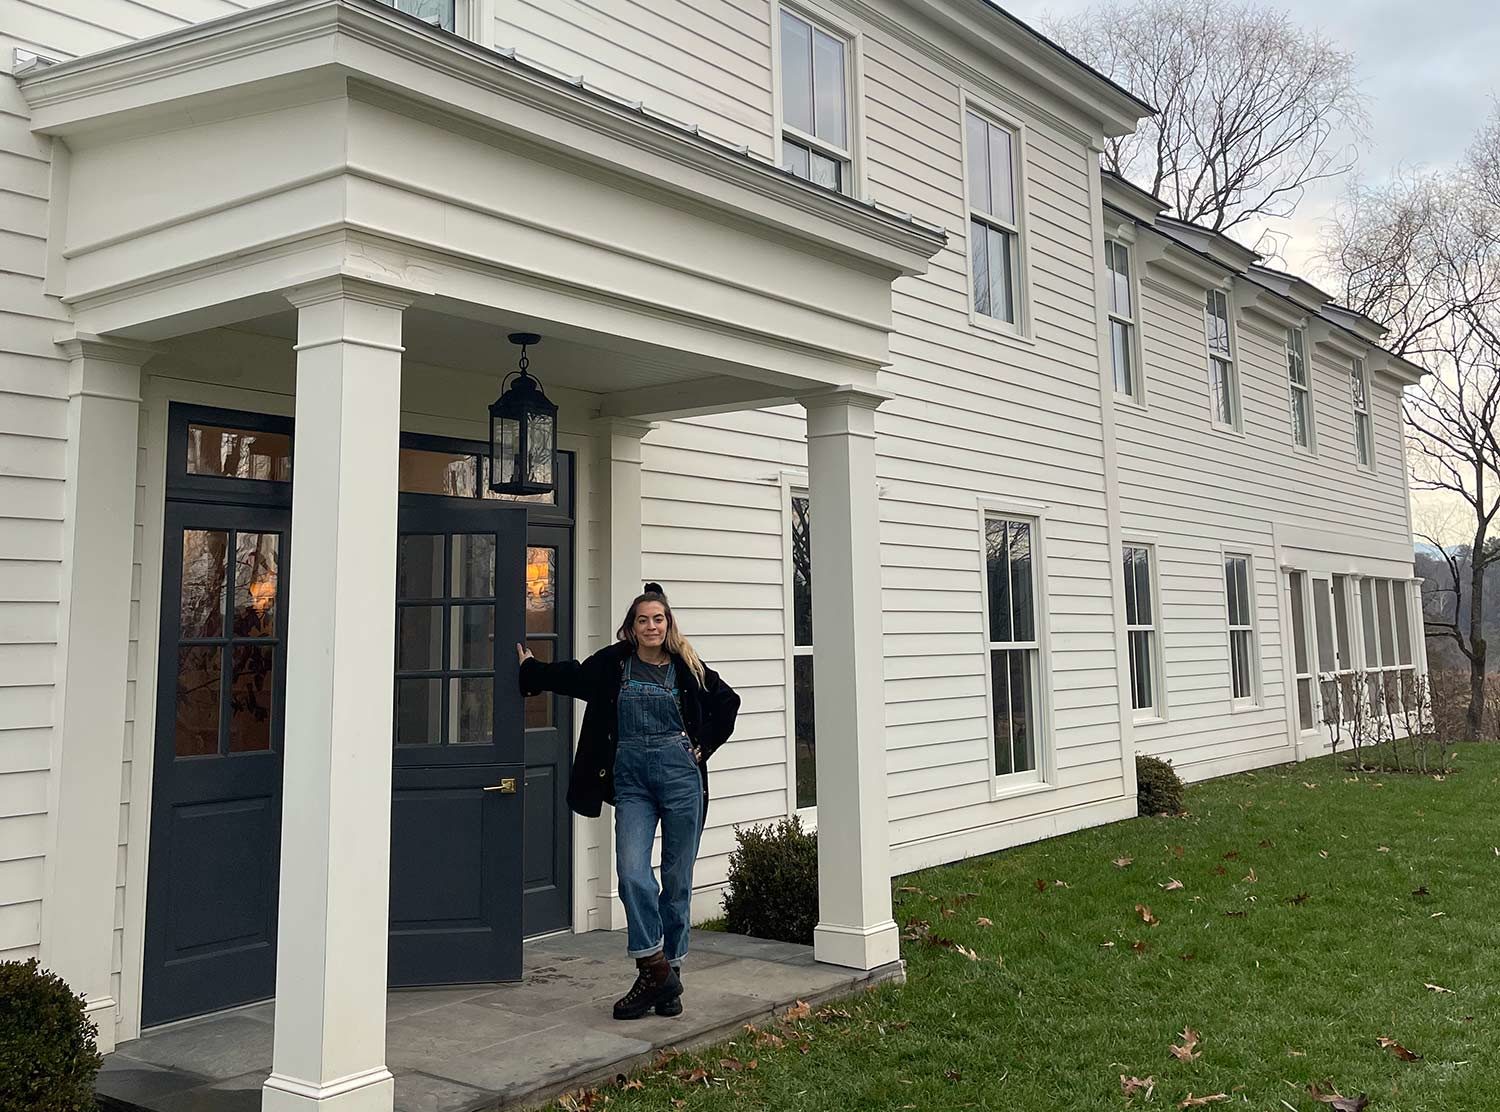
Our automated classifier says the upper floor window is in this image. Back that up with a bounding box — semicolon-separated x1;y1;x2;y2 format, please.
1286;327;1314;450
1106;240;1140;401
779;9;851;193
965;109;1022;326
1205;289;1240;430
379;0;455;32
1224;553;1257;704
983;514;1042;778
1351;358;1373;468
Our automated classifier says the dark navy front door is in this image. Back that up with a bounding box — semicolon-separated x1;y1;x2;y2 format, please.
388;496;528;986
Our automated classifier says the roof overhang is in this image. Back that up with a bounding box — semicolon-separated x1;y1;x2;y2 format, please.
903;0;1151;138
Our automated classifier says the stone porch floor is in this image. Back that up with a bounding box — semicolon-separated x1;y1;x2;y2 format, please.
97;929;904;1112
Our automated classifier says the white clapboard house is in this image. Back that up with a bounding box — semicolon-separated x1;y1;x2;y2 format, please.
0;0;1424;1106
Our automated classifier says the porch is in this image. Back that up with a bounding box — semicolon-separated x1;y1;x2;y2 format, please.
96;929;901;1112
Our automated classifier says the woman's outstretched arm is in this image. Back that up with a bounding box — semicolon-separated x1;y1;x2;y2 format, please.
516;643;598;701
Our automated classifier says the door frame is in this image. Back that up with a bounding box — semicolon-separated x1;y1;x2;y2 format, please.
130;395;580;1034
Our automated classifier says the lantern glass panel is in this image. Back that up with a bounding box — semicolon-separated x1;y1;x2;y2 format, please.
491;413;519;488
525;411;555;487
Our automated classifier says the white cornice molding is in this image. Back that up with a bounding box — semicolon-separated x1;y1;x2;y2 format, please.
18;0;943;277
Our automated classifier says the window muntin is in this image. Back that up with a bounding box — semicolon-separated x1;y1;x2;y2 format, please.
1106;240;1138;400
1223;553;1256;703
779;10;851;193
1122;544;1159;715
1205;289;1240;429
1287;327;1313;449
1358;577;1419;713
984;515;1041;777
966;110;1021;326
788;493;816;810
1351;358;1373;468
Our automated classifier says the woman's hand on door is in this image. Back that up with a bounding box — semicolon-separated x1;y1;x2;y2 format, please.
516;643;534;665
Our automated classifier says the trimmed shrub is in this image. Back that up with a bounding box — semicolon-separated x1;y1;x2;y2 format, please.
1136;754;1185;816
0;958;102;1112
721;815;818;945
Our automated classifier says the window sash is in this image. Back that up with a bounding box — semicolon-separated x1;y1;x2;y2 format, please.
1224;555;1255;702
1351;360;1373;466
1111;319;1135;397
1123;545;1157;713
985;513;1041;777
1106;240;1134;320
788;491;815;809
971;218;1017;324
780;10;848;152
965;111;1017;229
1210;357;1237;426
1287;571;1316;730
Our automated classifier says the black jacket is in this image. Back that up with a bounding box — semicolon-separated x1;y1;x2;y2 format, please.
518;640;741;819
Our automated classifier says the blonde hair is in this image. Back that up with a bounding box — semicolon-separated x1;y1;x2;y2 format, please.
617;583;706;687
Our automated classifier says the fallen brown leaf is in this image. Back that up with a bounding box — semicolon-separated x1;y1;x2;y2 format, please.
1377;846;1391;853
1243;867;1258;883
896;885;922;894
1412;885;1430;897
1287;891;1310;906
1213;864;1229;876
1222;910;1246;918
1319;850;1329;859
1169;1027;1202;1062
1161;878;1185;891
1054;879;1072;888
1259;838;1275;848
1307;1080;1370;1110
1171;845;1186;858
1100;940;1116;948
782;1000;811;1023
944;1069;962;1081
1424;982;1454;994
618;1078;644;1091
1132;940;1149;954
1136;903;1161;927
1177;1092;1228;1107
1113;856;1135;868
1121;1075;1156;1100
976;916;993;927
1377;1036;1422;1062
1223;850;1240;861
1034;878;1048;893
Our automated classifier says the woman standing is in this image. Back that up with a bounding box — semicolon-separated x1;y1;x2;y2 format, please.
516;583;740;1020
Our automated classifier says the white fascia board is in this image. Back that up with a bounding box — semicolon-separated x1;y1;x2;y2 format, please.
18;0;943;279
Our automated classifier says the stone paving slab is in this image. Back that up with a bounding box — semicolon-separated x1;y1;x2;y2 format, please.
96;929;905;1112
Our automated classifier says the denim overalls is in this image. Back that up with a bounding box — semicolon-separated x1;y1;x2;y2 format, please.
613;656;704;965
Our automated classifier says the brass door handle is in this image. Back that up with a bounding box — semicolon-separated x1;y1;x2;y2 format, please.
483;778;518;794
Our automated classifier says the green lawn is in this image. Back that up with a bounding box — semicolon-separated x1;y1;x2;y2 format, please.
588;744;1500;1112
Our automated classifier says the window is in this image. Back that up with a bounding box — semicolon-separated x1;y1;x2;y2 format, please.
376;0;455;31
1106;240;1139;400
1286;571;1316;730
1351;358;1373;468
983;515;1041;777
966;109;1022;326
1223;554;1256;703
778;9;851;192
1287;327;1313;449
1360;577;1418;711
1205;289;1240;429
1122;544;1159;715
789;493;816;810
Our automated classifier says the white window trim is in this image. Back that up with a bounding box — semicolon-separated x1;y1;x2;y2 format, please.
1286;326;1317;454
1221;546;1262;709
960;94;1034;343
779;471;817;825
975;496;1055;797
1105;236;1148;408
1203;284;1245;435
1351;357;1375;473
1122;539;1166;723
770;0;866;199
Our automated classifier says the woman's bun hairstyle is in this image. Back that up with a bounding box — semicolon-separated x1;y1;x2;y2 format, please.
643;582;665;597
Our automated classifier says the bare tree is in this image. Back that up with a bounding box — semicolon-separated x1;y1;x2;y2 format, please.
1320;108;1500;739
1045;0;1366;238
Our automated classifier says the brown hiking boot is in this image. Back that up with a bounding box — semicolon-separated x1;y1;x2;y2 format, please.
613;952;682;1020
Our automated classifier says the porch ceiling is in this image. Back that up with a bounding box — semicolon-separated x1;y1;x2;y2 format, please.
22;0;944;403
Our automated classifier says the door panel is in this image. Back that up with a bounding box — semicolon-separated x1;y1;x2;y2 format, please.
389;496;528;984
143;501;289;1026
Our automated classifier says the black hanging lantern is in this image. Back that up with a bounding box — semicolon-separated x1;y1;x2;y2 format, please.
488;332;558;497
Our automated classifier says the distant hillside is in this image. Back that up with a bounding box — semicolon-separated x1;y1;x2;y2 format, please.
1416;547;1499;672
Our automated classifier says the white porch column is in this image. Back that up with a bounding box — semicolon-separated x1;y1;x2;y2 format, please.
41;336;157;1053
263;278;411;1112
802;386;898;971
588;417;653;930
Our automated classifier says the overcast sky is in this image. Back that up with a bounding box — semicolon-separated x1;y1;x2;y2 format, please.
1006;0;1500;279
